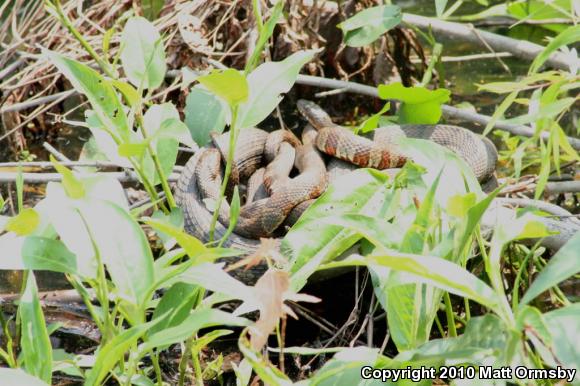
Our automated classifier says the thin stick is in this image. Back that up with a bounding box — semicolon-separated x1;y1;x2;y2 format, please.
0;172;181;184
0;160;184;172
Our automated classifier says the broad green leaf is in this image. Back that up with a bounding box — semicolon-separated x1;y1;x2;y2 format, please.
435;0;448;17
144;218;208;258
197;69;248;106
338;5;402;47
397;314;511;368
120;16;166;90
447;192;477;218
305;347;384;386
142;308;249;351
355;102;391;134
543;304;580;380
84;321;155;386
45;49;130;141
177;263;255;304
516;306;551;344
508;0;572;33
520;231;580;306
184;87;226;146
5;208;40;236
151;207;184;250
111;80;141;108
141;0;165;21
50;155;85;199
530;25;580;73
118;142;147;158
149;282;201;336
84;110;133;166
19;273;52;383
78;135;109;173
367;252;502;311
78;200;154;317
22;236;77;274
378;83;450;124
140;103;191;185
0;369;49;386
284;169;391;291
236;50;317;129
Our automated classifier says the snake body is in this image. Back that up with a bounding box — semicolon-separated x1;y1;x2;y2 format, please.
175;100;578;277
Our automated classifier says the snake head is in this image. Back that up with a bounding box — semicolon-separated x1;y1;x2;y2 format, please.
297;99;334;129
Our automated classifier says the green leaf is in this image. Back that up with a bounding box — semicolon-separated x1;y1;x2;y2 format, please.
367;252;502;311
529;25;580;73
120;16;166;90
184;87;226;147
44;49;130;142
338;5;402;47
85;321;155;386
149;282;201;336
118;142;147;158
378;83;450;124
144;218;208;259
197;69;248;107
520;231;580;306
22;236;77;274
19;273;52;384
50;155;85;199
111;80;141;108
5;208;40;236
78;200;154;317
543;304;580;378
306;347;383;386
141;0;165;21
516;305;551;344
177;263;254;303
284;169;391;291
151;207;184;250
140;103;191;185
141;308;249;352
0;369;49;386
508;0;572;33
356;102;390;134
236;50;317;129
435;0;448;17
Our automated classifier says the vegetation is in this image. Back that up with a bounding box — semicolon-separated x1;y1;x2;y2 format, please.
0;0;578;385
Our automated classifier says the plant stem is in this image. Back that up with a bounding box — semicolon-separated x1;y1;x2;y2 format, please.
152;351;163;386
136;113;176;209
420;43;442;87
191;342;204;386
252;0;264;34
209;107;239;241
178;338;192;386
0;307;16;367
443;293;457;337
51;0;116;78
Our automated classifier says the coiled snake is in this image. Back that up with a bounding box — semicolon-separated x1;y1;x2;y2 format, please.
176;100;578;281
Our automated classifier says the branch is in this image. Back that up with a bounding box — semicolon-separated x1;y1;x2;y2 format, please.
295;75;580;150
0;171;180;184
402;13;575;72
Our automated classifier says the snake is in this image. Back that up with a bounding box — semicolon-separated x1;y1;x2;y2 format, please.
175;100;579;281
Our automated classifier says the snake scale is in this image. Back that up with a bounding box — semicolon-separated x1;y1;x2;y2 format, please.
175;100;578;281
